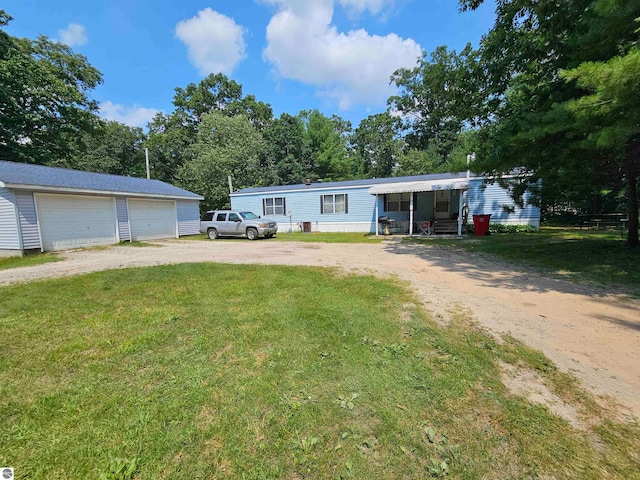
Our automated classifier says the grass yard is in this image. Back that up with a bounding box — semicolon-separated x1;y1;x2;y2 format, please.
1;264;638;479
408;228;640;289
0;253;60;271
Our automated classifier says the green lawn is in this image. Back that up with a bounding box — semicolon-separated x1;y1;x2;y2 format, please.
0;253;61;271
1;263;638;479
408;228;640;289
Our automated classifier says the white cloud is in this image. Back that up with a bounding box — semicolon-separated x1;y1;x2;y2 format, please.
57;23;88;47
263;0;421;110
175;8;247;76
338;0;394;16
99;101;160;128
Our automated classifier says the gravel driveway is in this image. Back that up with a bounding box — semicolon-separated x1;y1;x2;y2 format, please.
2;238;639;418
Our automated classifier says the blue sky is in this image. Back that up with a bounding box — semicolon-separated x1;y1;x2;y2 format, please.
4;0;496;129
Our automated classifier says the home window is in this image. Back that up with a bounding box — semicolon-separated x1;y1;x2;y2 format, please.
321;194;348;214
385;193;411;212
263;197;285;216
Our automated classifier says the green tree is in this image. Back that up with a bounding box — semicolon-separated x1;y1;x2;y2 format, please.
177;112;266;210
460;0;640;246
66;120;146;177
301;110;354;181
388;44;484;161
0;11;103;164
353;113;402;178
261;113;312;185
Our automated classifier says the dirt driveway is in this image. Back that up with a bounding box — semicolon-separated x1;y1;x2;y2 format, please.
2;238;639;418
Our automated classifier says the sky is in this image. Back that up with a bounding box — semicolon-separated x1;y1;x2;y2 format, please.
3;0;497;129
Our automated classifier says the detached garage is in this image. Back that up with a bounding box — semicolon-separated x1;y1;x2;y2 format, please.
0;161;203;255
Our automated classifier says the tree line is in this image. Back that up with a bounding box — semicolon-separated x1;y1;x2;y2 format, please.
1;1;638;246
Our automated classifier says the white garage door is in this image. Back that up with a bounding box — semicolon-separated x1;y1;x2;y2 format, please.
36;194;117;251
128;199;177;241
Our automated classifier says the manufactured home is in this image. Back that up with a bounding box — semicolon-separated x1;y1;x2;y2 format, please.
0;161;203;255
231;173;540;235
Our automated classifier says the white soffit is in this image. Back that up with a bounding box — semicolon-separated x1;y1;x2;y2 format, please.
368;179;470;195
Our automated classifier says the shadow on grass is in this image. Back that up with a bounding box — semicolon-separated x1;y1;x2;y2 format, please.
383;239;637;299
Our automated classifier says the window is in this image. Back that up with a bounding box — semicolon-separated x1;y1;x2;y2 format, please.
228;213;240;222
385;193;411;212
201;212;213;221
216;213;227;221
321;194;348;214
263;197;285;216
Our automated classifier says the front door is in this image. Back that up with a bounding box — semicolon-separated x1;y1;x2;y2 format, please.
434;190;450;219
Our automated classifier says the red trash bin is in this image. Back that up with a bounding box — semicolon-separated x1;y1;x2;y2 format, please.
473;214;492;236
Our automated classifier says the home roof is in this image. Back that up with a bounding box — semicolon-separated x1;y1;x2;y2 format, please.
368;178;471;195
233;172;473;195
0;161;203;200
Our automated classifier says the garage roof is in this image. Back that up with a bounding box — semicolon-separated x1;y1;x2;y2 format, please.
368;178;470;195
0;161;203;200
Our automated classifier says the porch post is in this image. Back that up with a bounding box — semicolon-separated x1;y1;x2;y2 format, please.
375;194;379;236
457;190;463;237
409;192;414;236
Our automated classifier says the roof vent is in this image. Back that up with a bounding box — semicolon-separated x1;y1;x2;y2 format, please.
305;178;311;185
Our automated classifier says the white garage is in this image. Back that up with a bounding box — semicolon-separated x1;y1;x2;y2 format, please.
128;199;177;241
36;193;117;251
0;161;203;255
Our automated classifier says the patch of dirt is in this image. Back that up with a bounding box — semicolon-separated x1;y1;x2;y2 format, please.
499;361;586;431
2;238;639;420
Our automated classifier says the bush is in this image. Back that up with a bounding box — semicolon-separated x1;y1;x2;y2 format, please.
488;224;537;234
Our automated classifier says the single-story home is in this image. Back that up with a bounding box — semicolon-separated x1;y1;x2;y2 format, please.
230;172;540;235
0;160;203;256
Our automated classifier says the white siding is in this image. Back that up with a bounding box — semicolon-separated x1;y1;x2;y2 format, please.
15;191;41;249
116;197;130;242
176;200;200;236
0;187;20;249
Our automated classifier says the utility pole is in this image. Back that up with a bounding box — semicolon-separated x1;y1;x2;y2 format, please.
145;148;150;179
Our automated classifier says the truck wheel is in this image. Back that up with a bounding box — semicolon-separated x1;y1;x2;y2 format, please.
207;228;219;240
246;228;259;240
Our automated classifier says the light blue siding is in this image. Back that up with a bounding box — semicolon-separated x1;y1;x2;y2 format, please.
232;185;377;232
15;190;40;249
0;187;20;249
116;197;130;242
231;176;541;232
177;200;200;235
467;179;540;227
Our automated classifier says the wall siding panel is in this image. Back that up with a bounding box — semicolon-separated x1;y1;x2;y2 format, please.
231;177;541;233
116;197;130;242
15;190;41;249
0;187;20;249
177;200;200;236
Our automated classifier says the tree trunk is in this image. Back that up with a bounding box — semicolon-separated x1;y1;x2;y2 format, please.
627;173;639;247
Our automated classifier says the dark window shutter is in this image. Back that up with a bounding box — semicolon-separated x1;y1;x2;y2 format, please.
320;195;324;214
262;198;266;215
283;198;286;216
344;194;348;214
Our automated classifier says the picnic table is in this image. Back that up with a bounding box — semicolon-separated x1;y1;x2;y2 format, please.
577;214;628;236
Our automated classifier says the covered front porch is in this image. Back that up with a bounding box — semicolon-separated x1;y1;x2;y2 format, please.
368;178;470;237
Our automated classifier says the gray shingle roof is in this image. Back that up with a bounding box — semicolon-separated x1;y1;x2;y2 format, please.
233;172;470;194
0;161;203;200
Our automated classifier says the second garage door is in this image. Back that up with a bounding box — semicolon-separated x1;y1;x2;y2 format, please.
128;199;177;241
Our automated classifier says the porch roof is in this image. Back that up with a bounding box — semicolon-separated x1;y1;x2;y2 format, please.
367;178;470;195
